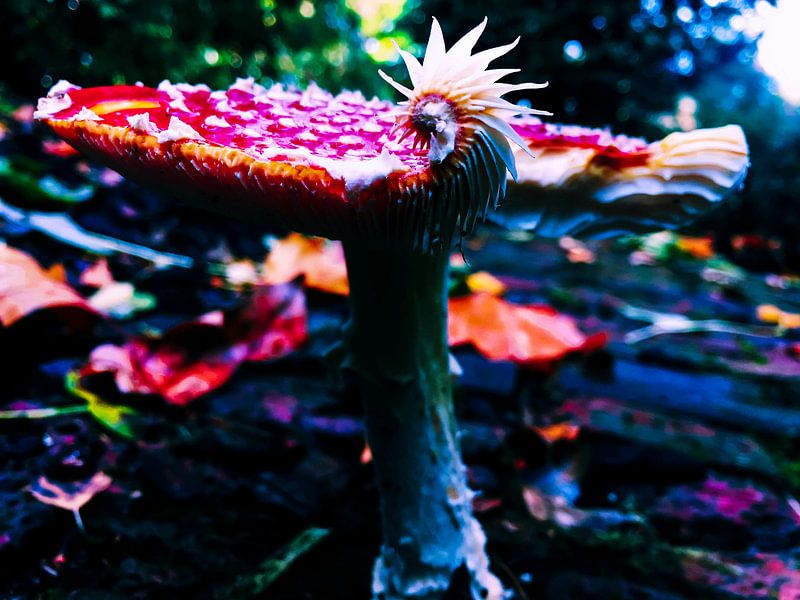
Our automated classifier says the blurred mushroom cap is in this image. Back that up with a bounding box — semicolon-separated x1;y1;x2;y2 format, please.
493;120;749;239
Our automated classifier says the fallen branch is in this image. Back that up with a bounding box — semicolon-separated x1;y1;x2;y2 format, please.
0;196;193;269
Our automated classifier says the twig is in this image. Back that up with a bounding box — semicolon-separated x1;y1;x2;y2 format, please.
227;527;330;597
0;405;88;419
0;196;193;269
618;302;781;344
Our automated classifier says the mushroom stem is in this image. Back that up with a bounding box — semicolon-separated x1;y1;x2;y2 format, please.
343;243;503;600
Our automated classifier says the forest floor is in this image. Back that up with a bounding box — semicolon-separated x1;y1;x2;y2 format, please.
1;107;800;599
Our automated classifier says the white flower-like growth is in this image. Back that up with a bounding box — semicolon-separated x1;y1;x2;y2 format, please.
379;17;550;177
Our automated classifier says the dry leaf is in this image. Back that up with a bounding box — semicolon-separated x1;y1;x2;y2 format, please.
533;422;581;444
465;271;506;296
262;233;349;296
448;293;606;370
757;304;800;329
28;471;112;531
0;244;94;327
81;284;307;405
79;258;115;288
676;236;715;260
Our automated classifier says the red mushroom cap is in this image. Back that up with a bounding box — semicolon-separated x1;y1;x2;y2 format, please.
36;20;550;253
38;80;449;250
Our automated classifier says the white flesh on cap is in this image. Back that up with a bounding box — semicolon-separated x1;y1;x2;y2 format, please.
493;125;750;239
379;17;550;176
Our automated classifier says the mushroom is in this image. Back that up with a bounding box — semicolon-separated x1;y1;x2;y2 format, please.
493;118;749;239
35;19;749;600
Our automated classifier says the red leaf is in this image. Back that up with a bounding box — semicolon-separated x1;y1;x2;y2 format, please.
79;258;115;288
41;139;79;158
533;422;581;444
82;284;307;405
12;104;34;124
447;293;606;370
0;244;95;327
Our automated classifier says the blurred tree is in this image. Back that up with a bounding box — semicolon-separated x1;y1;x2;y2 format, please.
1;0;383;97
396;0;775;138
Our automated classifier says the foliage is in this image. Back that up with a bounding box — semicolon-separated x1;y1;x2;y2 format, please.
1;0;384;97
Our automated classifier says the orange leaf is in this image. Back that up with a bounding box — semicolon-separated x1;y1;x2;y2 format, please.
44;263;68;283
465;271;506;296
0;244;94;327
262;233;349;296
447;293;606;370
676;236;715;260
757;304;800;329
41;139;79;158
533;422;580;444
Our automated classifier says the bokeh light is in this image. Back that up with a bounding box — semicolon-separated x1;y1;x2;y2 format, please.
755;0;800;105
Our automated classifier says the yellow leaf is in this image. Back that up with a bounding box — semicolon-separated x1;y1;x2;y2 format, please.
756;304;800;329
465;271;506;296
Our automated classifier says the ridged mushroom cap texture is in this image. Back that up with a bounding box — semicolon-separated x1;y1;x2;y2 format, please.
36;19;749;251
494;119;750;239
35;19;546;254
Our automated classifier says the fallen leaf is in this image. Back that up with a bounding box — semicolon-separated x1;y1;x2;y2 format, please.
44;262;68;283
521;463;642;531
12;104;34;124
87;281;156;319
447;293;606;370
681;551;800;599
559;236;596;264
732;234;780;252
533;422;580;444
465;271;506;296
28;471;112;531
79;259;156;318
0;156;94;204
41;139;79;158
79;258;115;288
653;476;798;530
676;236;715;260
559;398;778;475
0;244;95;327
757;304;800;329
263;233;349;296
81;284;307;405
224;259;260;287
65;371;137;439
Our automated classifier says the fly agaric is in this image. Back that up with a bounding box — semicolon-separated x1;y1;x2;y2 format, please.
493;119;749;238
35;18;748;600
